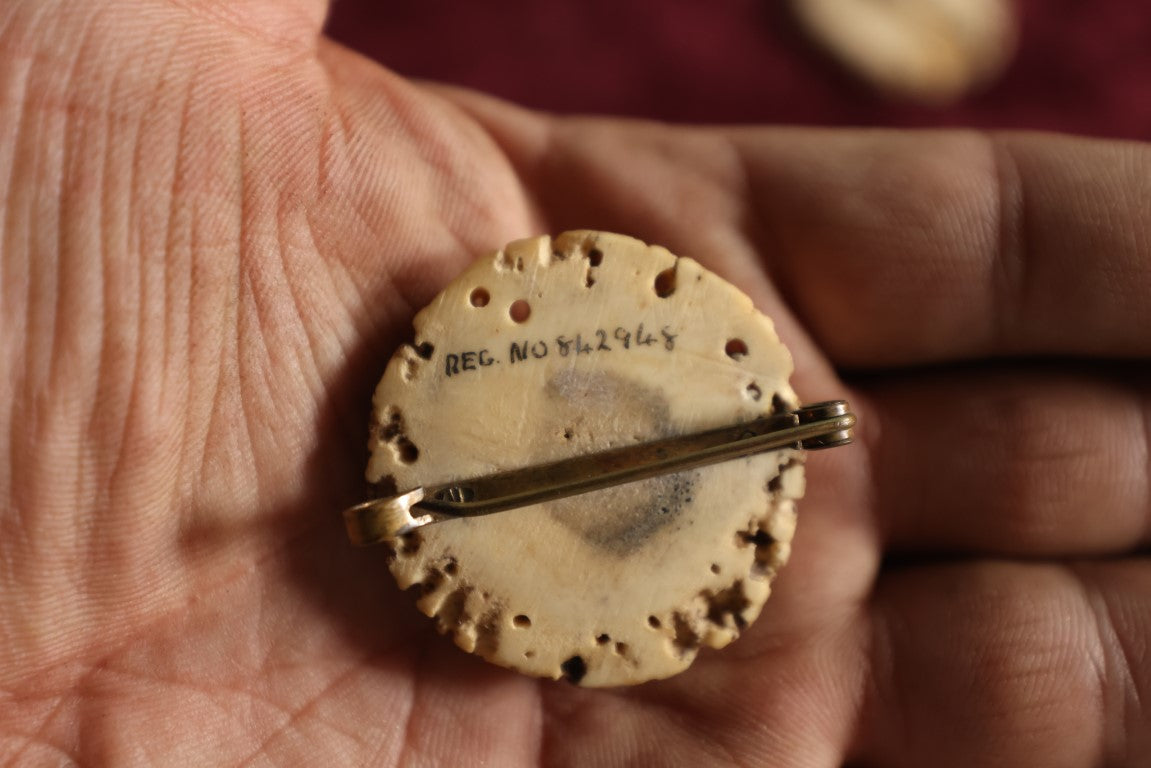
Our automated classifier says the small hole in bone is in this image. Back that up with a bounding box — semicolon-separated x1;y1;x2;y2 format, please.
710;563;721;574
654;266;677;298
725;338;749;359
444;560;459;576
746;382;762;401
614;642;629;656
596;633;610;645
648;615;662;629
509;299;531;323
469;287;490;307
587;248;604;266
738;529;774;548
513;614;532;629
397;533;420;557
561;655;587;684
394;438;419;464
414;342;434;360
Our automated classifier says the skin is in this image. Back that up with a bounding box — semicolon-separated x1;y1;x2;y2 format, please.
1;0;1149;765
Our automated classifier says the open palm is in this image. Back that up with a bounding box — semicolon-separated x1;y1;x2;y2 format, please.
2;1;1149;765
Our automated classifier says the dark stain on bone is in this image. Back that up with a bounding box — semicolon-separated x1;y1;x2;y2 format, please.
540;369;695;555
373;406;421;466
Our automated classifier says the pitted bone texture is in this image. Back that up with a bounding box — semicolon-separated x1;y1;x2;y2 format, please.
368;231;805;686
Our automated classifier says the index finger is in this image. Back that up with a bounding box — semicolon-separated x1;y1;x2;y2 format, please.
733;131;1151;367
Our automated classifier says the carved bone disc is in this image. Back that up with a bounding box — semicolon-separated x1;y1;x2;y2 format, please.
367;231;804;686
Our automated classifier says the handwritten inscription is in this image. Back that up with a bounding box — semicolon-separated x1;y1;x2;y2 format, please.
443;348;497;377
444;323;677;378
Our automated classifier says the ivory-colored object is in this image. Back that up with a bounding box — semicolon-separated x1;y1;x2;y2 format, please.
792;0;1018;104
366;232;804;686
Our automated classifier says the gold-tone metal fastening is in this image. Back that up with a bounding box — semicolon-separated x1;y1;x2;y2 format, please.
344;401;855;546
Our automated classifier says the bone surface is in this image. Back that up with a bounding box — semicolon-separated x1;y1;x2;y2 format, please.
366;232;804;686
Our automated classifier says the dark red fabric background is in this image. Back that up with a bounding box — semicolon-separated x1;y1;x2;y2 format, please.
326;0;1151;140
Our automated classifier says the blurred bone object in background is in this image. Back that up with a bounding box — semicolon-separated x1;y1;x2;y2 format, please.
792;0;1018;104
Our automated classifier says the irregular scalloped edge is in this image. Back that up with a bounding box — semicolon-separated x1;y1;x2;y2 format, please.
748;457;803;580
370;230;805;685
649;455;803;660
391;433;805;680
369;405;420;467
406;557;508;658
666;580;756;657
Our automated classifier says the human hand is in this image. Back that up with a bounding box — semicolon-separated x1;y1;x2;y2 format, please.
1;1;1148;765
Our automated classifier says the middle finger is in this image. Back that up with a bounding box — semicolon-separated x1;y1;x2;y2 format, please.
857;364;1150;557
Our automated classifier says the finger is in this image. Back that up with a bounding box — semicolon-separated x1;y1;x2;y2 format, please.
854;559;1151;768
732;130;1151;366
445;102;1151;366
857;365;1151;556
538;615;868;768
379;640;542;767
431;89;849;395
0;4;530;689
312;42;537;313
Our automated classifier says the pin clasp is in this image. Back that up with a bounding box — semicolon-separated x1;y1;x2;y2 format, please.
344;400;856;546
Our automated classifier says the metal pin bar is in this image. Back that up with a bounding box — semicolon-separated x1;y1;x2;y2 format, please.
344;400;855;546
